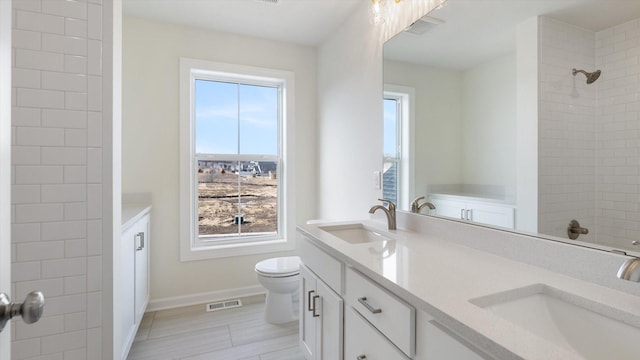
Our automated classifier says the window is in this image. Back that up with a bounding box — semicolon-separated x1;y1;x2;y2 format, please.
383;85;415;210
383;97;401;205
180;58;295;260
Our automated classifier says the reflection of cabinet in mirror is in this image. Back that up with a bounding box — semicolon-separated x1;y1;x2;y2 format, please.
428;194;515;229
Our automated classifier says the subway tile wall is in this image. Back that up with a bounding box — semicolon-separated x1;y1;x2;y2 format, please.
10;0;104;359
538;17;598;240
539;16;640;251
596;18;640;250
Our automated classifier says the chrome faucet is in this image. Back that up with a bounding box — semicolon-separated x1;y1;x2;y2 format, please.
411;196;436;214
369;198;396;230
617;257;640;282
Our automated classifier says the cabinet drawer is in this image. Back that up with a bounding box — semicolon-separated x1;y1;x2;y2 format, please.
345;306;409;360
345;267;415;357
299;232;344;294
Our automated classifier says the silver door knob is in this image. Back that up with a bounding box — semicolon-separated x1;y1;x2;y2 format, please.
0;291;45;332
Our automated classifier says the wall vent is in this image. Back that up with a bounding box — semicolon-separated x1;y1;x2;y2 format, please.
255;0;280;4
206;299;243;312
405;16;445;35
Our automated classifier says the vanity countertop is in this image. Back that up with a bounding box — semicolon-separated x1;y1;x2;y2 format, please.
122;203;151;230
297;220;640;360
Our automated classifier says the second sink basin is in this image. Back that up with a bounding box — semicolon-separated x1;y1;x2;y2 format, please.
470;284;640;359
318;223;394;244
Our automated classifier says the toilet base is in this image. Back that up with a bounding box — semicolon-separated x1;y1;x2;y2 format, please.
264;292;297;324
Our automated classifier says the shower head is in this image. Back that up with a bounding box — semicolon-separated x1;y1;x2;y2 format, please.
572;68;601;84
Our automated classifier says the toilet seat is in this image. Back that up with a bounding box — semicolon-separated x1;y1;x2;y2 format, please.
255;256;301;278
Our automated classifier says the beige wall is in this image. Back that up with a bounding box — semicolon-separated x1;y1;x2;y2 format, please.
384;52;517;200
383;60;464;193
461;53;517;194
122;17;317;302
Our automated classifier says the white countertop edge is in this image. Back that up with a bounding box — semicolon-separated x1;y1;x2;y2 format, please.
122;204;152;230
297;220;640;360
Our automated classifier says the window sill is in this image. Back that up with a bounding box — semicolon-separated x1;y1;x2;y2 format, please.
179;237;295;261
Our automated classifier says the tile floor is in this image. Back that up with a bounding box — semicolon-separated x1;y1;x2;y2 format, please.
128;295;304;360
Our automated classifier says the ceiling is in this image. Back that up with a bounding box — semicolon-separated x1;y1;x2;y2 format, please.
123;0;362;46
384;0;640;70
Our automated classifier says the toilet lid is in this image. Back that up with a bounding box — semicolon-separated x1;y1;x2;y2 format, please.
255;256;301;276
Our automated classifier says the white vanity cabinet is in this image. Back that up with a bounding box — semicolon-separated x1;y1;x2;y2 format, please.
345;267;415;357
120;207;151;360
344;306;409;360
300;265;343;360
428;194;515;229
298;231;494;360
416;316;489;360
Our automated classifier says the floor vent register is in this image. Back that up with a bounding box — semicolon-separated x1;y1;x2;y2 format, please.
206;299;243;312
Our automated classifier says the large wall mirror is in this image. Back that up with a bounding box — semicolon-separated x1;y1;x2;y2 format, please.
384;0;640;254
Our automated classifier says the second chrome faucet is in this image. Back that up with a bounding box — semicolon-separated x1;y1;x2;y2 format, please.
369;198;396;230
411;196;435;214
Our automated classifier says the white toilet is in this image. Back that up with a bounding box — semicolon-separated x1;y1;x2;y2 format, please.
255;256;301;324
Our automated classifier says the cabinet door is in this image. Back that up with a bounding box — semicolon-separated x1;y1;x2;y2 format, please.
430;198;466;220
422;321;490;360
344;306;409;360
467;202;515;229
300;265;317;359
317;279;343;360
120;225;137;359
134;214;150;324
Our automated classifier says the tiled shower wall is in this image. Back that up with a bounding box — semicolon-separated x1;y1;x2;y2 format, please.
10;0;104;359
538;16;640;251
596;18;640;250
538;17;597;240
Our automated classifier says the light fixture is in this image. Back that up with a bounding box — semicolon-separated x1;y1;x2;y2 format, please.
370;0;403;25
370;0;388;25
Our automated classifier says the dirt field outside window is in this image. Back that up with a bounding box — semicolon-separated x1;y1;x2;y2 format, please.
198;172;278;236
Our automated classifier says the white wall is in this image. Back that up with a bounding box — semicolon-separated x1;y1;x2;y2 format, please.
383;60;463;195
10;0;106;358
461;53;517;195
122;17;317;302
317;0;447;219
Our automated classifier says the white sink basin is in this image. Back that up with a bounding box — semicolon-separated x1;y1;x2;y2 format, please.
318;223;394;244
470;284;640;359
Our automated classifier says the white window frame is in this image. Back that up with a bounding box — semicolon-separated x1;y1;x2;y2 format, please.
179;58;295;261
384;84;415;210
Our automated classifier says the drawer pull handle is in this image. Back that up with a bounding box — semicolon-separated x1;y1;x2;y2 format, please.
307;290;315;312
357;356;367;360
358;297;382;314
312;295;320;317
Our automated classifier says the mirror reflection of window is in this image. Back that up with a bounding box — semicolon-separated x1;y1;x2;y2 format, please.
383;97;401;205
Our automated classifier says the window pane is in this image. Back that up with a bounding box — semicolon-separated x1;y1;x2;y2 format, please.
383;160;398;205
239;161;278;235
195;80;238;154
198;160;240;236
239;84;279;155
197;160;278;238
383;98;398;158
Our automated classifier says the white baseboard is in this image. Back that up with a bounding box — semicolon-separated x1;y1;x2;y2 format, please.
147;285;266;312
